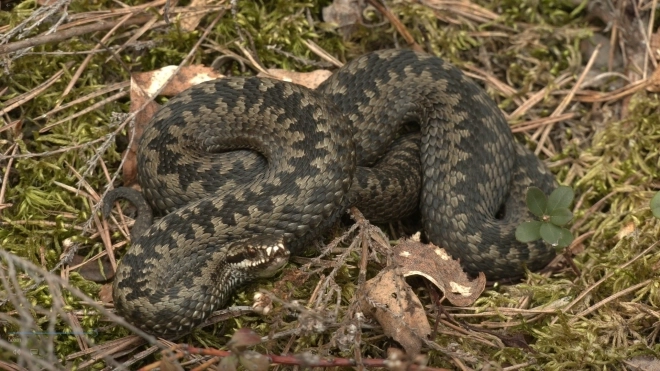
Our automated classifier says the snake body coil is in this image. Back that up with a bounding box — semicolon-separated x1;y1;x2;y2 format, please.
108;49;556;337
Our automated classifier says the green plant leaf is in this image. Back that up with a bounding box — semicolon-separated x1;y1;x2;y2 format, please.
539;222;563;246
651;192;660;218
526;187;547;218
557;227;573;248
515;221;543;243
549;207;573;226
547;186;574;213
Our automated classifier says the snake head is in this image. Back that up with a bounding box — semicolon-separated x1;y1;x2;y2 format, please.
225;235;290;278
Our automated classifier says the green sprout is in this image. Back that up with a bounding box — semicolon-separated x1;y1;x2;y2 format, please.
515;185;575;248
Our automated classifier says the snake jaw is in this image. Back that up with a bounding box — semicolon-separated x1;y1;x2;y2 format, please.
255;242;290;278
225;238;290;278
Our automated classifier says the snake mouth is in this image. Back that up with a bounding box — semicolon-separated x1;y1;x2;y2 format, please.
225;237;291;278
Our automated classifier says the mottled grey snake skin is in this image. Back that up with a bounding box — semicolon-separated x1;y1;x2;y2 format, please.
105;49;556;337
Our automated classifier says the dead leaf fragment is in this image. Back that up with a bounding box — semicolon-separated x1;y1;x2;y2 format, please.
71;254;114;283
259;69;332;89
360;268;431;356
647;63;660;93
322;0;364;30
360;238;486;356
122;65;224;185
394;239;486;307
99;284;114;304
624;355;660;371
180;0;213;31
617;221;637;240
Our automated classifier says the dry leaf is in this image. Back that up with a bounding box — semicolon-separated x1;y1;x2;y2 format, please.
393;238;486;307
647;63;660;93
322;0;364;30
617;221;637;240
180;0;213;31
122;65;224;185
360;267;431;356
625;356;660;371
71;254;114;283
99;284;114;304
259;69;333;89
360;238;486;355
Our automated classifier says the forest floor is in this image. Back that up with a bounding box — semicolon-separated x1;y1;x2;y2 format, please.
1;0;660;369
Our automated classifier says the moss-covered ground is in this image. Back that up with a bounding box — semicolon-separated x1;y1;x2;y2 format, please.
1;0;659;369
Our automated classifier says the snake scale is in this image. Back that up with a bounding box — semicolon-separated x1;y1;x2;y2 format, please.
104;49;557;337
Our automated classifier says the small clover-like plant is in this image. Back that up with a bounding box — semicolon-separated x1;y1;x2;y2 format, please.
651;192;660;219
515;185;575;248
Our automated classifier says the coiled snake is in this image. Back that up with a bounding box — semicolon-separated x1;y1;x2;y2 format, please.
104;49;556;337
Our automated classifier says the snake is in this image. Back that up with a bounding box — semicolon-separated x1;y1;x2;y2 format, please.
103;49;557;338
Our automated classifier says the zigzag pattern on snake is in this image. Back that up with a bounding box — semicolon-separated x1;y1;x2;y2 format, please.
104;49;557;337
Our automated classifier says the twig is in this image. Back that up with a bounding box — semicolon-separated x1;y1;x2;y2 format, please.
0;15;154;55
555;241;659;326
534;43;601;155
181;345;451;370
365;0;423;52
0;139;19;213
60;13;134;99
569;278;653;323
0;66;69;116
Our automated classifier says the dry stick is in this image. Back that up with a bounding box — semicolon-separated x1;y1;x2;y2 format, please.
534;43;601;156
503;362;536;371
508;74;573;120
37;81;130;120
0;141;18;213
0;15;153;55
365;0;424;52
573;79;650;103
66;336;146;365
570;190;617;233
40;90;128;133
551;240;660;326
637;0;658;77
1;134;108;160
67;162;119;271
234;42;269;75
54;0;166;27
570;278;654;324
0;251;164;362
302;39;344;68
61;13;134;99
183;345;451;371
96;153;126;268
462;66;522;106
423;0;499;23
0;118;22;133
105;15;160;64
0;0;70;45
351;208;370;370
0;68;67;116
511;112;575;133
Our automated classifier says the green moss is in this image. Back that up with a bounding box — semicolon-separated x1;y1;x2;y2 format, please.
2;0;659;368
